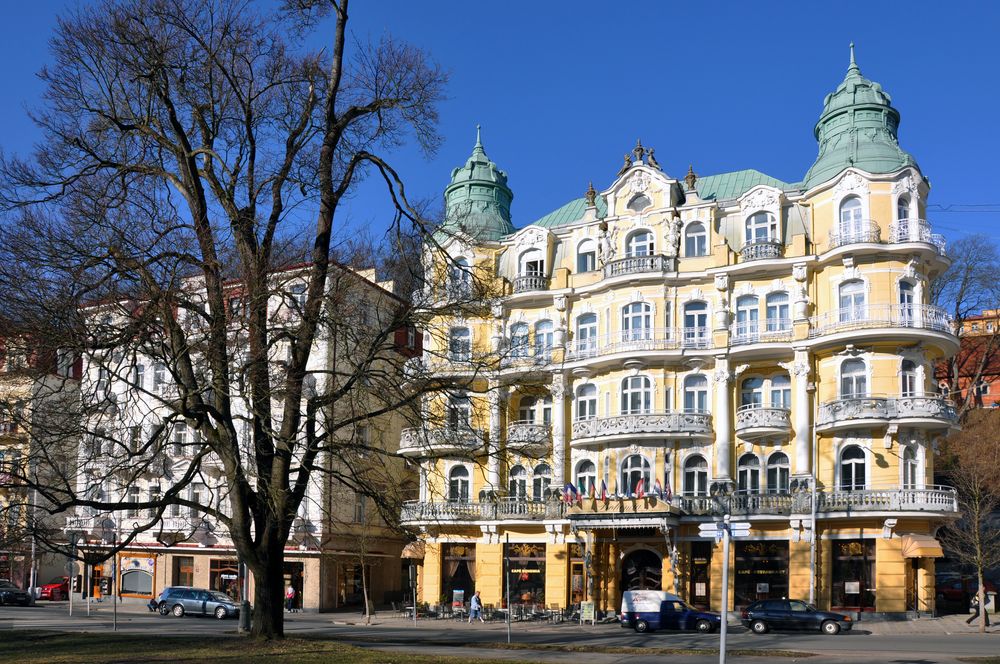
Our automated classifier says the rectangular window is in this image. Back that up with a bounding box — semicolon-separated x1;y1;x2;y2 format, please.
172;422;188;456
172;556;195;587
576;251;596;273
134;363;145;390
354;492;367;524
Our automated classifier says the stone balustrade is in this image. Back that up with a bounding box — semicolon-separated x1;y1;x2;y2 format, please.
397;425;486;458
817;395;957;429
602;254;673;278
571;411;712;442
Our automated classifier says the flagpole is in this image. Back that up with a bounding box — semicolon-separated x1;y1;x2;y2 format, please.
504;533;511;645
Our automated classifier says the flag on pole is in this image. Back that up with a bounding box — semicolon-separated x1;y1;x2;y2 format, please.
576;487;584;506
562;483;574;504
600;479;608;504
664;481;673;503
588;481;596;500
635;478;645;500
653;478;663;499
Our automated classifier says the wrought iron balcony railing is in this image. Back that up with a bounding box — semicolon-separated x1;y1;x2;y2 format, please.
828;220;882;248
888;219;947;254
808;304;953;338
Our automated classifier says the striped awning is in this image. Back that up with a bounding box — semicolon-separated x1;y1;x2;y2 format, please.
901;533;944;558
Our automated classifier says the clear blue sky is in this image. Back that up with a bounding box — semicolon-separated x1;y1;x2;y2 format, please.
2;1;998;243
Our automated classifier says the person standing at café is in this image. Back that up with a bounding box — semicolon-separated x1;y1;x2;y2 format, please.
468;590;485;623
285;584;296;613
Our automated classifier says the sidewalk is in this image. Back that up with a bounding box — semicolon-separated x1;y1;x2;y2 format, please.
858;613;999;635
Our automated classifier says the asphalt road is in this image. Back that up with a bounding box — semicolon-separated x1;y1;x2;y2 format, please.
0;603;996;664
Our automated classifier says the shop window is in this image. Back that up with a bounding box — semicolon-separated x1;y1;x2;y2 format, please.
120;569;153;596
503;543;545;607
172;556;194;587
209;558;241;600
621;549;662;591
734;541;789;609
831;539;876;611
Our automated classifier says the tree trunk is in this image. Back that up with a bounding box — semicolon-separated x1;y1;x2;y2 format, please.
250;549;286;639
362;560;371;625
977;571;988;634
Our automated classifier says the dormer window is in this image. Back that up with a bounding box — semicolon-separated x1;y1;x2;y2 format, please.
625;231;654;257
520;249;545;277
745;212;778;243
627;194;651;212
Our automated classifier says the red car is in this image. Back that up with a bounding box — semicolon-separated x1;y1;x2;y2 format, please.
936;576;996;603
38;576;69;601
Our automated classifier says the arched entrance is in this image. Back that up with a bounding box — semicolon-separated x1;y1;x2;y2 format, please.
621;549;662;592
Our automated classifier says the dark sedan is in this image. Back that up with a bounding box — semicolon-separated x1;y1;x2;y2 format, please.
0;580;31;606
741;599;852;635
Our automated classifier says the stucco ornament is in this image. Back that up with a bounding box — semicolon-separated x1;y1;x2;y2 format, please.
714;273;730;292
892;174;919;196
740;187;780;215
629;171;650;194
792;263;808;283
514;226;548;250
834;170;870;196
664;216;682;258
598;225;618;267
712;368;731;384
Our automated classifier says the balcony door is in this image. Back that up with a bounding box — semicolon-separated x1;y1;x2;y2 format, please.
839;197;864;238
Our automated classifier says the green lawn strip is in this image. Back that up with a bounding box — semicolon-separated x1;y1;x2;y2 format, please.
0;631;538;664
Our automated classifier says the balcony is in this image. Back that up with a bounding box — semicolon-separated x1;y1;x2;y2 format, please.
808;304;953;338
571;410;712;446
675;485;958;517
731;321;793;346
500;347;552;371
735;404;792;440
564;327;711;361
399;498;564;524
397;426;486;458
740;238;784;262
888;219;946;254
506;421;551;457
512;274;550;294
602;254;673;279
816;395;957;432
828;220;881;249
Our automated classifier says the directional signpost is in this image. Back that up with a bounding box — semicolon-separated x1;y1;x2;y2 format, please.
698;515;751;664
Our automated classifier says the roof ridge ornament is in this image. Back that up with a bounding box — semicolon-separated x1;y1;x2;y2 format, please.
471;123;486;158
684;164;698;191
617;153;633;177
584;182;597;208
846;42;861;78
633;139;646;163
647;148;661;171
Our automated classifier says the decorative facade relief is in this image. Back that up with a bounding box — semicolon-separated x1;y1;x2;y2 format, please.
739;187;781;215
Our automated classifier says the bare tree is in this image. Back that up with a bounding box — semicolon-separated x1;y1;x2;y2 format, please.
938;409;1000;633
0;0;513;639
932;234;1000;417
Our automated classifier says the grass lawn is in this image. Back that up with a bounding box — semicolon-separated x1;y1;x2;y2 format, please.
0;631;537;664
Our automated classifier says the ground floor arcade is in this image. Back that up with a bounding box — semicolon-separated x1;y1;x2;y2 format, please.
414;517;943;617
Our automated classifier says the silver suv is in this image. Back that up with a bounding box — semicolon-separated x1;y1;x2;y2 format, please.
155;586;240;620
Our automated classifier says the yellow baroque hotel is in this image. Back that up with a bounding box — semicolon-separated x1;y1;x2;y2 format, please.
400;49;959;619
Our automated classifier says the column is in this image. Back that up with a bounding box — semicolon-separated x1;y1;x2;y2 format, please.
713;357;732;480
551;372;567;488
789;350;812;476
418;462;428;502
487;383;506;490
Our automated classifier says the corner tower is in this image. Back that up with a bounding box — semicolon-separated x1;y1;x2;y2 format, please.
440;126;515;241
803;44;918;189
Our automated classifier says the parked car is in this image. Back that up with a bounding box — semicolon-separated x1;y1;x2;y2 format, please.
741;599;852;635
154;586;240;619
620;590;722;633
935;576;997;603
0;580;31;606
38;576;70;601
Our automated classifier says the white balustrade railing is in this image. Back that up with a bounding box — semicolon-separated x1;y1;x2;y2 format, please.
735;404;792;431
808;304;953;338
888;219;947;254
602;254;673;278
817;394;957;426
564;327;712;360
740;239;784;261
828;220;882;248
512;274;551;293
398;426;486;456
672;485;957;516
731;320;793;345
400;498;564;523
571;410;712;440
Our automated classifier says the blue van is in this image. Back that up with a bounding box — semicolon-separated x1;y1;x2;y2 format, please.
620;590;721;633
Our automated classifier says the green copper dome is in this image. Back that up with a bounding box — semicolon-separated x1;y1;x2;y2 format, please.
803;45;917;189
439;126;515;242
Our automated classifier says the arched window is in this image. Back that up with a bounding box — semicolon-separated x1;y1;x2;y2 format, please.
575;313;598;355
684;374;708;412
449;327;471;361
620;455;651;496
683;455;709;497
766;452;790;494
509;465;527;499
899;280;915;324
745;211;777;243
896;196;910;221
518;396;537;423
576;460;597;497
839;196;864;237
838;279;866;322
577;239;597;273
626;230;654;257
840;359;867;398
765;292;790;333
535;320;553;357
621;376;652;415
627;194;651;213
520;248;545;277
622;302;653;342
740;377;764;407
575;384;597;421
737;454;760;495
450;257;471;295
449;465;470;502
683;301;709;347
735;295;759;343
510;323;529;358
447;393;471;429
901;360;918;397
839;445;866;491
532;463;552;501
770;374;791;408
902;446;919;489
685;222;707;257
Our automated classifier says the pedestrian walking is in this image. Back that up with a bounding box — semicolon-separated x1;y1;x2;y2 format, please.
285;585;297;613
468;590;485;623
967;594;991;626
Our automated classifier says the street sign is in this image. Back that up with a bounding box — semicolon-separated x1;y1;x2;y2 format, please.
729;522;751;537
